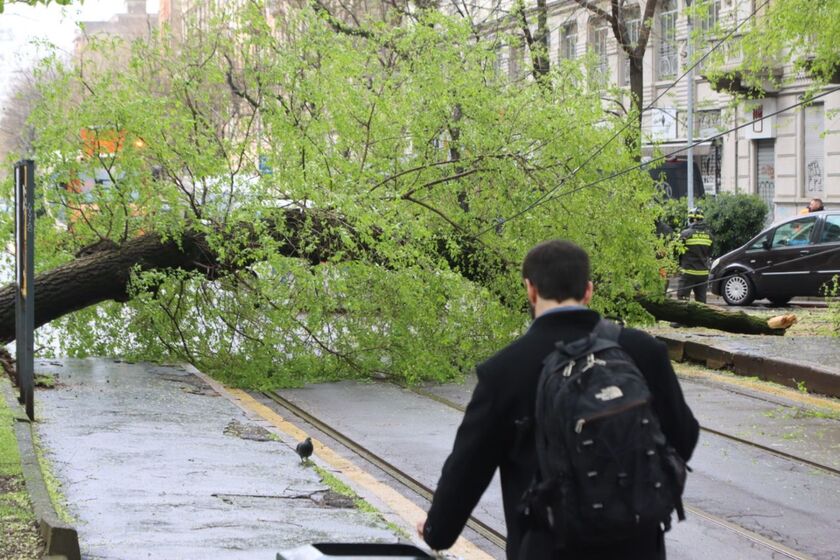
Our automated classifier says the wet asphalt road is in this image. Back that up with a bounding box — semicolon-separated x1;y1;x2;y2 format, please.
29;357;840;559
278;376;840;559
32;359;400;560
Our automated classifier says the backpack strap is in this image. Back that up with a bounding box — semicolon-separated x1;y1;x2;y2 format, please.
551;318;622;364
593;318;622;343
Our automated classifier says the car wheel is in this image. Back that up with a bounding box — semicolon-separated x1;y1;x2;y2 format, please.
768;296;792;307
721;273;755;306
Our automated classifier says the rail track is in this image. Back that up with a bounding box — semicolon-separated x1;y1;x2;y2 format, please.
262;389;822;560
262;390;507;551
409;386;840;478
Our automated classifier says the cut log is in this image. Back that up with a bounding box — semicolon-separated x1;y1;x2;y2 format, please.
637;297;786;336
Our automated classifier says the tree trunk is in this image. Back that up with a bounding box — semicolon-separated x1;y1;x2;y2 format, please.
636;297;786;336
628;54;644;156
0;216;784;343
0;232;213;343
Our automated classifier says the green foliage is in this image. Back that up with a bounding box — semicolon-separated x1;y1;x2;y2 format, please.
706;0;840;94
659;197;688;234
14;2;665;387
655;193;768;260
702;193;768;258
0;387;22;479
0;0;74;13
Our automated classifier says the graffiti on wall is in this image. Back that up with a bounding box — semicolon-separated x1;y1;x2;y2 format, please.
806;160;824;194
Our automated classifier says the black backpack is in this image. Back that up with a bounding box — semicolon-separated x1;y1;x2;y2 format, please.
520;319;688;547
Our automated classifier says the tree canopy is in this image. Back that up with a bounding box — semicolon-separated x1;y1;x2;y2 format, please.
709;0;840;92
6;2;665;387
0;0;74;13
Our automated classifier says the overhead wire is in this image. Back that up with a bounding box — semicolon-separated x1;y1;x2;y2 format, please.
505;85;840;219
475;0;771;237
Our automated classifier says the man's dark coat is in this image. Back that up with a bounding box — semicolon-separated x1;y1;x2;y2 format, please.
423;309;699;559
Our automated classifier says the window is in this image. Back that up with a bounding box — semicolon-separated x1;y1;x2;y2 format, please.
699;142;720;196
695;0;721;69
560;22;577;60
756;139;775;218
658;0;678;80
747;232;770;252
544;27;551;59
493;44;505;77
804;103;825;198
509;44;524;80
771;217;817;248
819;215;840;244
622;8;641;85
589;19;609;80
698;0;721;35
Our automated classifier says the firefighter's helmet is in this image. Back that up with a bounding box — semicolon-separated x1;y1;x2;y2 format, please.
688;207;704;223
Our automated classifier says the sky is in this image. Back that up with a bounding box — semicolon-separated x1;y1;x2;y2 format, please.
0;0;158;107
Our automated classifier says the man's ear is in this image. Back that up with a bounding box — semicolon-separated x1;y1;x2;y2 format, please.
524;278;538;304
582;281;594;305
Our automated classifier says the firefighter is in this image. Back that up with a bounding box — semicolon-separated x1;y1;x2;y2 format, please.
677;207;713;303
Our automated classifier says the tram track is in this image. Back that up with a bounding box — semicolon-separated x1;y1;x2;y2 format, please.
262;389;821;560
409;386;840;478
261;390;507;551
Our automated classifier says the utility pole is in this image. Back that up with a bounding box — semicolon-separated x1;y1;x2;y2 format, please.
14;159;35;421
686;0;695;209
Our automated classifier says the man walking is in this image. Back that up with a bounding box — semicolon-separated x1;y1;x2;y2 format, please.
418;240;699;559
677;208;713;303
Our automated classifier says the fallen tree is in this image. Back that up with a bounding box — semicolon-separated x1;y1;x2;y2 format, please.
0;220;783;346
637;297;786;336
8;5;767;386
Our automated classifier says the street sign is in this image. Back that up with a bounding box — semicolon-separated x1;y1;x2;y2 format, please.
15;160;35;421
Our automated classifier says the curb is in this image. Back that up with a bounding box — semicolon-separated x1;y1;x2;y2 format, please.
656;334;840;398
1;378;81;560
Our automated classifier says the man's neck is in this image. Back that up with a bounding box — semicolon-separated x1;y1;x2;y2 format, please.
534;298;587;318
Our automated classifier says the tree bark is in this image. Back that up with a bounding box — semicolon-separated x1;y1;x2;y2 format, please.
636;297;786;336
0;231;211;343
0;207;353;344
0;212;783;343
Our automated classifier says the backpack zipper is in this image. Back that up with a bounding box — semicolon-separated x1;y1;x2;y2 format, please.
574;398;649;434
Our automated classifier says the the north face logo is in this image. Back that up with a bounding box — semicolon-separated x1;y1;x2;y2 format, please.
595;386;623;401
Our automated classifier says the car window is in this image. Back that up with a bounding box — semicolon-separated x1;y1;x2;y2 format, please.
819;215;840;243
771;217;817;248
747;232;770;251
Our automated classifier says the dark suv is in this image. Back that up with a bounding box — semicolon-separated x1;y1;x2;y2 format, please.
709;210;840;305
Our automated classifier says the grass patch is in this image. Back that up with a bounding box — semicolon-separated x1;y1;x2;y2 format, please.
313;465;412;541
764;405;840;422
30;429;74;525
673;361;840;416
0;380;45;559
34;373;56;389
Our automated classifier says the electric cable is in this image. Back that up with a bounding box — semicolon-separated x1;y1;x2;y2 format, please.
476;0;771;237
477;84;840;237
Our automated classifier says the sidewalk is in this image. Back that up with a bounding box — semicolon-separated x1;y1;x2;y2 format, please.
30;358;403;560
651;330;840;397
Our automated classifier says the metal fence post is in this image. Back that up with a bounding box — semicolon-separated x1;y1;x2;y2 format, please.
15;159;35;421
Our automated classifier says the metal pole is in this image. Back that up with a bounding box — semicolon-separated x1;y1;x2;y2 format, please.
686;0;695;208
14;160;35;421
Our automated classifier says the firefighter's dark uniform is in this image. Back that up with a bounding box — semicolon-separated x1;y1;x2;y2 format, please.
678;217;713;303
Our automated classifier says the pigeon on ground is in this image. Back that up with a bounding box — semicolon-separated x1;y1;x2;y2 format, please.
296;437;313;463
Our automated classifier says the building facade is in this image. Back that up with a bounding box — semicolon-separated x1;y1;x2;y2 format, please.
74;0;158;58
486;0;838;220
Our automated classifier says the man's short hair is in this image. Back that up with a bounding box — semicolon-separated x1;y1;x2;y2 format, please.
522;239;590;301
